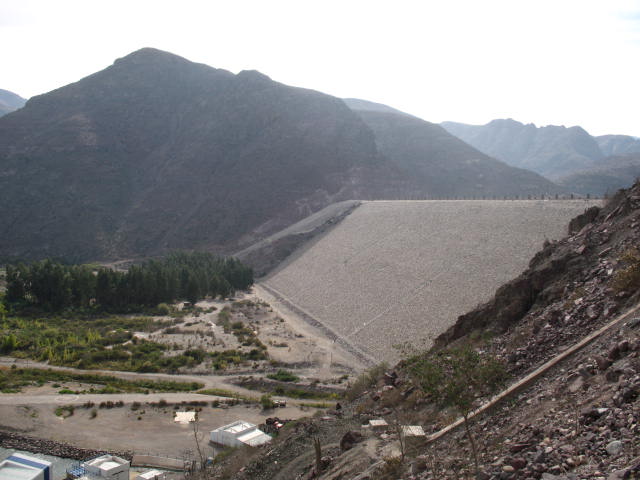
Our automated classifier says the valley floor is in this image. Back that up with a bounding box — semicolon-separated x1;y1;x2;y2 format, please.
0;289;359;457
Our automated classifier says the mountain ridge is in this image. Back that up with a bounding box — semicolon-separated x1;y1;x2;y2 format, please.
442;119;640;192
0;88;26;117
0;48;559;262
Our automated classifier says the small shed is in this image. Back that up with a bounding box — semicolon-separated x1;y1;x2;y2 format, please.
210;420;272;447
135;470;166;480
174;411;196;424
401;425;425;437
367;419;389;431
402;425;426;447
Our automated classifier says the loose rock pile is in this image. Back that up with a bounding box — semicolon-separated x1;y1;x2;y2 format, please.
0;431;133;460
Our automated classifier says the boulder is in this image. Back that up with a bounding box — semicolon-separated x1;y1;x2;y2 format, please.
340;431;363;451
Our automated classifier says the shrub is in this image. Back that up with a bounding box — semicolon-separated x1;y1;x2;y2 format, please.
345;362;388;401
612;248;640;293
267;370;299;382
407;345;507;477
377;456;404;479
155;303;171;315
54;405;75;418
260;394;275;410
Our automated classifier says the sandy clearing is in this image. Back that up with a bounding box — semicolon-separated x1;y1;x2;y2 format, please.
0;399;317;456
251;285;368;374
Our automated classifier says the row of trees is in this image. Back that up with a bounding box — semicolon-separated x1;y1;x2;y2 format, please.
5;252;253;311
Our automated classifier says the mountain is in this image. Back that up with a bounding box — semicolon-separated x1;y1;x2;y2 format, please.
342;98;409;116
441;118;605;179
596;134;640;156
347;104;558;197
0;49;558;262
556;153;640;196
0;89;26;117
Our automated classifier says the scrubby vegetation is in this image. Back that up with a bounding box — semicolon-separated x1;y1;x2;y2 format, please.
406;346;507;476
196;388;257;404
0;313;208;372
0;308;270;372
4;251;253;312
612;248;640;293
260;393;276;409
242;381;340;401
345;362;389;401
267;369;300;382
0;367;203;393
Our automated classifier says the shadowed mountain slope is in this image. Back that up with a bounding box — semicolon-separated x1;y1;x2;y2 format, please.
0;89;26;117
0;49;558;262
441;118;605;179
349;105;558;197
0;49;393;261
557;153;640;196
596;134;640;156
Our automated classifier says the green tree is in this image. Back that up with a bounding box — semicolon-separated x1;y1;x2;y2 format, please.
408;346;506;477
5;264;27;303
1;333;19;354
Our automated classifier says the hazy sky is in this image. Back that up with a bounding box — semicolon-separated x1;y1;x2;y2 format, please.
2;0;639;136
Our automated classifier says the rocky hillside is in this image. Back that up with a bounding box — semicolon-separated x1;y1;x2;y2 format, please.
442;119;640;187
0;89;26;117
208;181;640;480
0;49;558;262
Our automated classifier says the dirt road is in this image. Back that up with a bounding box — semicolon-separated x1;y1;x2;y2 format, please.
0;356;259;399
252;284;370;374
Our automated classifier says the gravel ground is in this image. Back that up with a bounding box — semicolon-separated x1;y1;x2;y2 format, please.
262;200;600;363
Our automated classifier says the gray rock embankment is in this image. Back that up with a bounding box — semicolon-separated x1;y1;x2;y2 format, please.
0;430;132;460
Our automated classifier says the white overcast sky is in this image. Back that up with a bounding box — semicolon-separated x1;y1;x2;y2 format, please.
1;0;639;136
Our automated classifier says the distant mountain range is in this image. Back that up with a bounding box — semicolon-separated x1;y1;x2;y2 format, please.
441;119;640;194
0;48;558;262
344;100;556;197
556;153;640;196
0;89;26;117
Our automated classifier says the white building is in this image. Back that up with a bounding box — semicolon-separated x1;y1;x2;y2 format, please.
0;453;52;480
67;454;130;480
367;419;389;431
135;470;166;480
210;420;272;448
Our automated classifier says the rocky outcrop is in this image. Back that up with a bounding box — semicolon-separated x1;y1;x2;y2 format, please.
0;430;132;460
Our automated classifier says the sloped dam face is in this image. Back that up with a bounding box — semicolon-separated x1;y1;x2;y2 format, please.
260;200;600;364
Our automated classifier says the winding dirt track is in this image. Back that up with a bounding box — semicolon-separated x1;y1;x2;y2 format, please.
0;356;260;403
